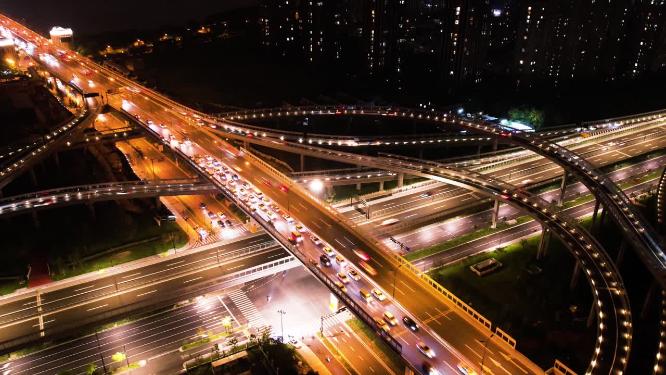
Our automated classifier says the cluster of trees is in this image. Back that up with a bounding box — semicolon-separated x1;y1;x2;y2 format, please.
507;107;545;130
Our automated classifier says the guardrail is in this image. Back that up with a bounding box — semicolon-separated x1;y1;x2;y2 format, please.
657;168;666;226
241;147;502;345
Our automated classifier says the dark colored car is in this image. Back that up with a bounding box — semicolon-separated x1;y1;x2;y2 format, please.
403;316;418;331
320;254;332;267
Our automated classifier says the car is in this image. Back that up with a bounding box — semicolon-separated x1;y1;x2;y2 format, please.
320;254;332;267
372;289;386;302
346;267;361;281
217;220;226;228
422;362;440;375
417;342;435;358
457;363;478;375
310;236;322;246
225;219;232;226
199;202;207;209
323;246;335;257
335;254;346;266
288;337;302;349
295;224;307;232
289;231;303;244
383;311;398;326
359;261;378;276
336;272;350;284
374;317;390;332
282;214;295;223
402;316;418;331
359;289;373;303
217;212;226;220
353;249;370;261
333;280;347;293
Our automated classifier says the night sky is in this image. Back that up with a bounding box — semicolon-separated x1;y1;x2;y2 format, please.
0;0;255;35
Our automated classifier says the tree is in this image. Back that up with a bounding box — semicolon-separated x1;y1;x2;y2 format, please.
85;363;98;375
508;107;545;130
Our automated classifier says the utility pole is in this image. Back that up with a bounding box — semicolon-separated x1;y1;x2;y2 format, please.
95;332;108;373
277;309;286;342
480;333;494;375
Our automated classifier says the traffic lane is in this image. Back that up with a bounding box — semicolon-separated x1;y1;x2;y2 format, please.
7;296;232;375
0;246;284;345
209;149;537;375
0;296;38;326
3;297;211;373
325;323;395;375
37;234;273;313
392;154;666;246
353;125;666;219
414;178;658;270
36;247;285;342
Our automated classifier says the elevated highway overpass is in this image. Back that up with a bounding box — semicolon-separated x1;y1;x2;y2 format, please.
0;179;217;217
0;13;651;373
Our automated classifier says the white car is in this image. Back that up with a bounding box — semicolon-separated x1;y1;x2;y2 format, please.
310;236;322;246
282;214;295;223
457;364;478;375
417;341;435;358
372;289;386;302
346;267;361;281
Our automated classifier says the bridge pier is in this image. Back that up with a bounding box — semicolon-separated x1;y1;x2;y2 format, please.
155;197;162;209
86;202;96;221
491;199;500;229
615;240;627;267
355;182;362;191
53;152;60;169
476;144;482;157
492;138;498;151
591;199;601;227
642;281;658;319
569;260;581;290
537;227;551;260
397;173;404;188
31;210;40;229
557;173;568;207
418;148;424;159
30;169;38;187
379;180;384;191
586;297;597;328
300;154;305;172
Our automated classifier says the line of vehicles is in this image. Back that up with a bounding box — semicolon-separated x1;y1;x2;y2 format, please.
127;89;477;375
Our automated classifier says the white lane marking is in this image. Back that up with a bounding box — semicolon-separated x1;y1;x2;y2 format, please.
136;289;158;298
183;276;203;284
74;284;96;292
86;304;109;312
121;272;142;279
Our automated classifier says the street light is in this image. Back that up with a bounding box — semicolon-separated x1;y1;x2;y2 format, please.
309;179;324;194
277;309;286;342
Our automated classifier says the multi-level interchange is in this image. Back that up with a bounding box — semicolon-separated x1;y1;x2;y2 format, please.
0;12;665;375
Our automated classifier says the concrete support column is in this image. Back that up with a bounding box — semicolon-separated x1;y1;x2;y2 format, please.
491;199;500;229
569;260;582;291
30;169;38;187
492;138;498;151
155;197;162;209
537;228;551;260
642;282;657;319
615;240;627;268
418;148;424;159
586;297;597;328
558;173;568;207
379;180;384;191
476;144;482;157
243;140;249;149
31;210;40;229
355;182;362;191
53;152;60;169
397;173;404;188
591;199;601;227
300;154;305;172
86;202;96;221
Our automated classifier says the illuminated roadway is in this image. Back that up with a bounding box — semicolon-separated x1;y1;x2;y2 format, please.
0;13;646;374
0;179;217;217
208;105;666;290
0;234;294;351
